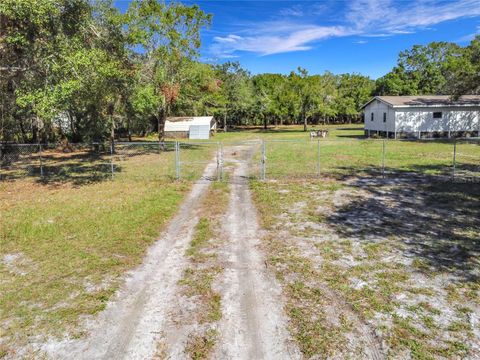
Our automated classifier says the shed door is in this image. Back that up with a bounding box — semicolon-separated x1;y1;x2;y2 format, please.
189;125;210;139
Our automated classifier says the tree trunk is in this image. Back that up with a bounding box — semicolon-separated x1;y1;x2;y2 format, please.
110;116;115;153
109;103;115;153
32;117;39;144
224;106;227;132
303;114;307;132
158;105;167;150
18;116;28;143
127;116;132;142
68;111;75;139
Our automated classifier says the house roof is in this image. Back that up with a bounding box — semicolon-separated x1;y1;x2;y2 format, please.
361;95;480;109
165;116;215;132
166;116;214;122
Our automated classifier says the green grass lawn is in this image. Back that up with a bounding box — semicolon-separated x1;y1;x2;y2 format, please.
263;138;479;179
0;145;212;353
216;124;479;180
0;124;478;355
115;124;479;180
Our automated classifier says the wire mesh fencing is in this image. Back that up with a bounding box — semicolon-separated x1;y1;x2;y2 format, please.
176;141;223;181
1;138;479;183
261;138;479;182
113;141;176;181
175;140;264;181
173;138;478;182
263;139;387;179
39;143;111;183
221;140;262;179
0;144;42;178
263;140;319;179
0;141;176;183
454;139;480;182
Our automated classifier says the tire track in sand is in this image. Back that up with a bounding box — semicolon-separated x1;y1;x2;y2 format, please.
213;145;300;360
42;162;218;360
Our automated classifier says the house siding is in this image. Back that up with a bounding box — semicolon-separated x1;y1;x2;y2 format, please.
364;100;395;132
394;107;480;132
364;100;480;135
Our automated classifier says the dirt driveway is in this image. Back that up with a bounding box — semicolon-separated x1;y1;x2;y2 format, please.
213;145;300;359
41;144;297;360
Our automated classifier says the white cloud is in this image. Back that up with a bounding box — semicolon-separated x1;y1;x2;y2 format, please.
347;0;480;34
362;33;394;38
211;24;352;56
210;0;480;57
213;35;242;44
279;5;304;17
312;3;331;15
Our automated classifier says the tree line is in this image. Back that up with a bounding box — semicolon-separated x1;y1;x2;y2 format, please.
1;0;479;143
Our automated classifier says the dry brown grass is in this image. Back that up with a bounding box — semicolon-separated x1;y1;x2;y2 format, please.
0;147;211;351
251;178;480;359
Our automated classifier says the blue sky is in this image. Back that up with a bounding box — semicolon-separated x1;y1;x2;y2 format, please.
114;0;480;79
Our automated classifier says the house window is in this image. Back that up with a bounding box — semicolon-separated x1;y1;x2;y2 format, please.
383;113;387;122
433;112;442;119
371;113;374;121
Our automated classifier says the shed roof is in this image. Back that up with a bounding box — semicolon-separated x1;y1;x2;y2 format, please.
165;116;215;132
361;95;480;109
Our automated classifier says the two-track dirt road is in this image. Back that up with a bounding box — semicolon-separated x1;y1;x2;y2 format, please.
213;145;300;360
43;144;298;360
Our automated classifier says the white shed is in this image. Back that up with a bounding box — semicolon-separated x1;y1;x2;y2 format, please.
164;116;216;139
361;96;480;138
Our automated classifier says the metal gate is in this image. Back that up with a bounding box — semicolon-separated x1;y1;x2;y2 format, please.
220;140;262;180
175;140;263;181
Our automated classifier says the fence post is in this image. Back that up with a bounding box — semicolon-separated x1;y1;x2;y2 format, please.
219;142;224;181
382;139;386;179
217;141;223;181
452;139;457;182
175;141;180;180
216;141;220;181
110;142;114;179
39;144;44;178
261;140;266;180
316;139;321;178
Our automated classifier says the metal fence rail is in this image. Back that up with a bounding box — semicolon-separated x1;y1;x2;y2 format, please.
0;141;176;182
1;138;479;183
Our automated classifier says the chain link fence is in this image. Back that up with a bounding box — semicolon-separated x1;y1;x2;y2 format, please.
176;141;222;181
2;138;479;183
176;138;479;182
0;144;42;178
0;141;176;183
113;141;176;181
454;139;480;182
258;138;479;182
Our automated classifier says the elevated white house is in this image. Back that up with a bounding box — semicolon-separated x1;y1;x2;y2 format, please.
361;95;480;138
164;116;216;139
